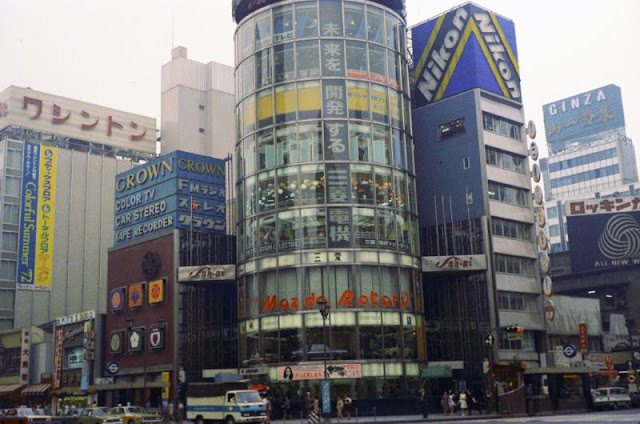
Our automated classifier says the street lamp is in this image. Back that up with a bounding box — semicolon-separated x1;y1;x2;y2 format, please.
317;297;330;418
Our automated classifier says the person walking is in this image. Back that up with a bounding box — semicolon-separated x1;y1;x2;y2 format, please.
440;391;450;415
336;395;344;420
418;388;429;418
281;395;292;420
458;390;468;416
343;393;352;419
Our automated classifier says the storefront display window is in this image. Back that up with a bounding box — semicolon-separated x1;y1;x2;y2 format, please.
277;166;298;208
301;208;326;248
259;214;276;254
375;167;393;207
299;164;325;205
278;210;299;251
377;208;396;248
276;124;297;165
352;164;374;204
257;170;276;211
354;207;376;247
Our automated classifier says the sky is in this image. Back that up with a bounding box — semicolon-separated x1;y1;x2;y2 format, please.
1;0;639;159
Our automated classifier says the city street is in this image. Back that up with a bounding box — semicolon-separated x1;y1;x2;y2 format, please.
267;408;640;424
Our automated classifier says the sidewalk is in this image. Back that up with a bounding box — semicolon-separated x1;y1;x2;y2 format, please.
269;412;500;424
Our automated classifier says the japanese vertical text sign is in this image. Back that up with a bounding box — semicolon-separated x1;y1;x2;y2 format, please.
17;142;57;289
411;3;521;108
114;151;226;245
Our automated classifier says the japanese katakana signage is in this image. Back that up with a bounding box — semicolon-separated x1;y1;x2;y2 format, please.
543;85;625;153
113;151;226;245
17;142;57;290
0;86;156;154
567;200;640;272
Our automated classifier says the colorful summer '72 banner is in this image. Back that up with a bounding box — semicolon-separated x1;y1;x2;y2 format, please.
17;142;57;290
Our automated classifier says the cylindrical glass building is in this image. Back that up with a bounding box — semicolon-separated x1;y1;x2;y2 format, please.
233;0;423;399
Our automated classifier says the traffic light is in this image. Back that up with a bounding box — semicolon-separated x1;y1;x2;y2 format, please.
505;324;523;341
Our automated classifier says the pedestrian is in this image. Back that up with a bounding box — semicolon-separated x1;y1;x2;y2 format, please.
440;391;450;415
282;395;292;420
343;393;352;419
336;395;344;419
458;390;468;416
418;388;428;418
304;391;313;418
466;390;480;415
262;394;272;424
448;390;456;414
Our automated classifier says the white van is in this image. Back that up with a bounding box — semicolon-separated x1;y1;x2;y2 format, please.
592;387;632;410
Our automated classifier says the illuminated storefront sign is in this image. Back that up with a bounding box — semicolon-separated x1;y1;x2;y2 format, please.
178;264;236;282
276;363;362;381
17;142;57;290
422;254;487;272
261;290;410;313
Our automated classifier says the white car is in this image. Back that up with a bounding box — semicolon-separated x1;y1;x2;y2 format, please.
592;387;632;410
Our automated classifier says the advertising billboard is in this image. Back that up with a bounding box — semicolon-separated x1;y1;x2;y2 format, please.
411;3;520;108
543;84;625;152
567;197;640;272
17;142;57;290
114;151;226;246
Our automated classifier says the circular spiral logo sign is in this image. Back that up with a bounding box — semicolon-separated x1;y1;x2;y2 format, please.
598;214;640;259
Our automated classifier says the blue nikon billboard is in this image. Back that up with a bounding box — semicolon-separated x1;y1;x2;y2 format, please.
567;202;640;273
543;84;625;153
114;151;226;245
411;3;520;108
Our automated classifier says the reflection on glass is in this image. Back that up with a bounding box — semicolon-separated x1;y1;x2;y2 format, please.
395;173;407;210
256;49;272;89
246;218;257;259
296;40;320;79
392;129;404;168
299;165;325;205
346;41;368;79
376;167;393;207
360;324;382;360
372;125;391;165
278;210;299;251
257;89;274;128
369;44;387;84
255;13;272;49
259;214;276;253
295;2;318;38
276;84;297;123
276;124;297;166
385;14;398;49
242;96;256;134
275;43;295;83
297;81;322;120
396;212;410;251
371;84;388;123
244;176;256;217
367;7;385;43
257;170;276;212
277;166;298;208
301;208;326;249
240;20;254;60
242;55;256;97
244;135;256;176
273;5;293;43
257;129;274;170
351;164;374;205
377;209;396;248
350;122;371;162
354;207;376;247
298;121;323;161
344;3;366;39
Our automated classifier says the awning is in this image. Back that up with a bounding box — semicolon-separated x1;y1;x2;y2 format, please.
524;366;596;375
22;384;51;395
0;384;25;395
597;369;619;376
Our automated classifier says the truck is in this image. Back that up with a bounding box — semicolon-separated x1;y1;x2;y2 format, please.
186;381;266;424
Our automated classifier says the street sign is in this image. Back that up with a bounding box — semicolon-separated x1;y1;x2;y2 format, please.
563;344;577;358
105;360;120;375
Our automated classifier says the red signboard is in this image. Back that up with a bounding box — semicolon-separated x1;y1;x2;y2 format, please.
53;327;64;389
579;323;588;353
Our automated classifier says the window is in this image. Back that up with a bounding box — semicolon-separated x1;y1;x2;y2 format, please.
351;164;374;205
549;225;560;237
274;43;295;83
494;254;536;277
2;232;17;251
549;148;617;172
273;5;293;43
294;2;318;38
367;7;385;43
7;149;22;169
463;157;471;169
486;146;526;174
482;112;522;140
439;118;465;140
198;128;205;134
368;44;387;83
547;206;558;219
488;181;530;208
257;171;276;212
255;12;272;50
255;49;272;89
498;291;537;312
346;41;368;78
344;3;366;39
349;122;371;162
4;177;21;197
491;217;532;241
198;105;205;111
257;129;275;170
301;208;326;248
297;122;322;162
0;259;16;280
499;331;535;351
296;40;320;79
347;81;370;120
550;165;620;189
353;207;376;247
372;125;390;165
3;204;19;224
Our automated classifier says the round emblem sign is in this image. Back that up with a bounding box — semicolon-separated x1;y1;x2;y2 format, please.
533;186;543;206
544;298;555;321
540;252;550;274
530;141;539;161
627;373;637;384
106;360;120;375
527;120;537;139
531;163;541;183
539;230;548;251
543;276;553;297
110;332;122;353
563;344;577;358
536;208;546;228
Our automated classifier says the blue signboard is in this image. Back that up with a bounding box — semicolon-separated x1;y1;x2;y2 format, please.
17;142;39;287
567;210;640;273
411;3;520;108
543;84;625;153
114;151;226;245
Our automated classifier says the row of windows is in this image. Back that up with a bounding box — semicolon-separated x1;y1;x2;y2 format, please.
497;291;538;312
237;40;409;100
550;164;620;189
499;331;535;351
494;253;537;277
491;217;532;241
238;120;414;178
488;181;530;208
482;112;522;141
239;206;419;260
548;147;617;172
549;224;560;237
235;1;406;63
240;163;416;219
237;80;411;139
486;146;527;175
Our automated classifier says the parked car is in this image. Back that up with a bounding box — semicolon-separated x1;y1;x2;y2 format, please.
290;344;349;360
77;408;123;424
57;408;82;424
107;406;161;424
592;387;632;410
1;407;59;424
